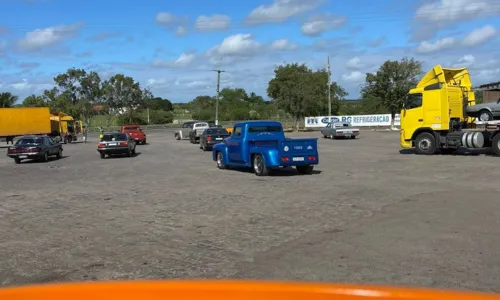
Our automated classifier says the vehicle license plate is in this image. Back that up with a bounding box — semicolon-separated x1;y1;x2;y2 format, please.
293;157;305;161
19;155;27;159
216;137;223;140
344;132;352;136
108;143;117;146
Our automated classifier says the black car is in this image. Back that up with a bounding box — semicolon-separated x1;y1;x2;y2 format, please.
6;135;63;164
97;133;136;159
199;128;230;151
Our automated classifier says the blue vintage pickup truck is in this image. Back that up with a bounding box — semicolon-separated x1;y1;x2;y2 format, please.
212;121;319;176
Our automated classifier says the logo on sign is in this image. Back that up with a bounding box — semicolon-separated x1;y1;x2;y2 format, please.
307;118;318;124
284;146;289;152
321;117;339;124
307;146;312;150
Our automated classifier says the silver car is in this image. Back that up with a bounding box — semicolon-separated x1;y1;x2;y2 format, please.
320;122;360;139
466;98;500;122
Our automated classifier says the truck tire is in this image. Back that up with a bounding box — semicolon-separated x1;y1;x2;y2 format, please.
216;151;226;169
492;134;500;156
415;132;436;155
253;154;270;176
478;110;493;122
296;165;314;174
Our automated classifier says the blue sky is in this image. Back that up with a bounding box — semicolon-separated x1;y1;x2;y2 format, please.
0;0;499;102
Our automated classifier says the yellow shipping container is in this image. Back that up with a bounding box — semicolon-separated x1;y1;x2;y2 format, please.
0;107;52;137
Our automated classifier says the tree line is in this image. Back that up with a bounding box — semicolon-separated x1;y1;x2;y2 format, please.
2;56;481;128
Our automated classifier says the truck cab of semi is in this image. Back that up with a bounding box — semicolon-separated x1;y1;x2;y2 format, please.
400;65;483;155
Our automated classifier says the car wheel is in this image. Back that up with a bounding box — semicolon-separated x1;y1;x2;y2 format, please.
415;132;437;155
296;165;314;174
175;134;180;140
143;140;146;145
14;158;21;164
330;134;335;140
202;144;207;151
216;151;226;169
100;152;106;159
127;149;132;157
41;152;49;162
253;154;269;176
478;110;493;122
56;148;62;159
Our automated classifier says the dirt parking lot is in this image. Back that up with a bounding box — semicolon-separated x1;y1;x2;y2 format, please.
0;129;499;292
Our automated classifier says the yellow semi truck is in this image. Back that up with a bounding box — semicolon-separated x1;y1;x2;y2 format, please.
400;65;500;155
0;107;80;144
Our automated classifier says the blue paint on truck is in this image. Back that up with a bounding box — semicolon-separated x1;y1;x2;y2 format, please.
212;121;319;176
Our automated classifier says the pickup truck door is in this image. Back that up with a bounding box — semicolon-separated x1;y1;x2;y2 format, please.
227;126;243;162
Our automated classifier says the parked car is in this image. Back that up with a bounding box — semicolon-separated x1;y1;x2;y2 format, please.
6;135;63;164
199;127;230;151
121;125;147;144
320;121;360;139
465;98;500;122
97;133;136;159
189;122;210;144
174;121;197;140
212;121;319;176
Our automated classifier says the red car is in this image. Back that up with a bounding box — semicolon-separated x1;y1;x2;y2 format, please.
121;125;147;145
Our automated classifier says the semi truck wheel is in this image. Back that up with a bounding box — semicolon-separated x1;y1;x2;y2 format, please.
415;132;436;155
492;134;500;156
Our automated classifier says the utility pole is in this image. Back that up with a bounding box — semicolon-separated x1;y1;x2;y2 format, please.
327;55;331;120
213;69;225;125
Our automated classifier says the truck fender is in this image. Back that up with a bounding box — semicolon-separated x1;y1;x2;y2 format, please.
249;148;280;167
411;128;437;146
212;143;229;163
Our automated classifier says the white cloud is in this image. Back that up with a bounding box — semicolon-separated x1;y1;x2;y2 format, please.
174;53;195;66
342;71;365;82
301;14;346;36
416;37;456;53
462;25;497;47
207;34;261;57
453;55;476;67
195;14;231;31
155;12;188;36
270;39;297;50
245;0;322;24
17;22;84;51
155;12;177;24
415;0;500;24
346;57;365;70
175;26;187;36
416;24;497;53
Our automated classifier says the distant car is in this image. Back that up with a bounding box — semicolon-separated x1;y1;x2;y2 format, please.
465;98;500;122
174;121;197;140
189;122;210;144
6;135;63;164
199;127;230;151
320;122;360;139
121;125;147;144
97;133;136;159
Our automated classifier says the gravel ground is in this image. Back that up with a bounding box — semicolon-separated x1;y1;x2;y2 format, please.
0;129;499;292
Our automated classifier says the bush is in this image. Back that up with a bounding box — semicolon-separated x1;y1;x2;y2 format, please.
148;110;173;124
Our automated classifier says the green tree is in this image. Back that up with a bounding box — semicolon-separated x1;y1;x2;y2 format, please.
146;97;173;111
474;90;483;104
79;71;103;125
23;95;47;107
0;92;18;108
361;57;422;127
53;68;87;117
189;95;216;120
102;74;151;123
268;63;347;130
148;110;174;124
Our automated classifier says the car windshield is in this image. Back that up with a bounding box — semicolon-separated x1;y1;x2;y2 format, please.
248;126;282;133
207;128;228;135
102;134;127;141
16;138;43;145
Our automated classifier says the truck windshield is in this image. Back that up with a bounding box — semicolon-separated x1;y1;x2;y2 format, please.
248;126;282;133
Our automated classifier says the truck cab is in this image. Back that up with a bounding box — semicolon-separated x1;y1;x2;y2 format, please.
400;65;480;154
212;121;319;176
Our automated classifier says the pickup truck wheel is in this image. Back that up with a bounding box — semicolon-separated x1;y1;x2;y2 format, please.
175;134;180;140
253;154;270;176
296;165;314;174
216;151;226;169
415;132;436;155
330;134;335;140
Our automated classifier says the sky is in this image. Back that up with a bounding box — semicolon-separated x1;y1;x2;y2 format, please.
0;0;499;103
